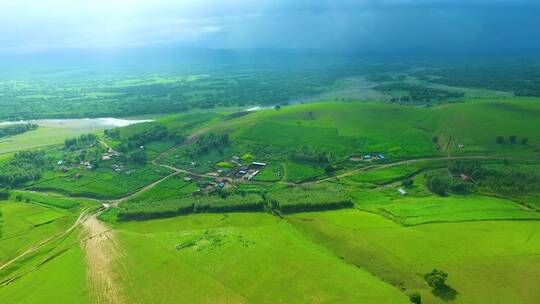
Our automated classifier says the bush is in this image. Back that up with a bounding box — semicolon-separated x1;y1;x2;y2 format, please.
424;269;448;291
425;173;450;196
401;179;414;188
0;190;10;200
409;292;422;304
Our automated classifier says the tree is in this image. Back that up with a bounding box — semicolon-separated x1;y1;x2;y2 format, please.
521;137;529;145
401;179;414;188
509;135;517;144
424;269;448;291
0;190;10;200
496;136;505;144
425;174;450;196
409;292;422;304
129;150;148;165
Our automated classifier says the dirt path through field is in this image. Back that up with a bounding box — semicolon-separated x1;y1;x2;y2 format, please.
81;215;125;304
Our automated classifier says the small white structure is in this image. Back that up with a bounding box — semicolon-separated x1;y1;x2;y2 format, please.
398;188;407;196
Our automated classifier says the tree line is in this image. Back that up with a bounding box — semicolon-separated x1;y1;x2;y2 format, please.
0;151;47;187
0;123;38;138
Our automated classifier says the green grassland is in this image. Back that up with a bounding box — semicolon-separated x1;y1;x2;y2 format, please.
156;98;540;184
0;95;540;303
0;233;89;304
0;121;104;155
10;191;97;209
0;197;93;303
113;213;409;303
288;209;540;304
376;194;540;225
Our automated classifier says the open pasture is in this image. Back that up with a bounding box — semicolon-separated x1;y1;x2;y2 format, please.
0;201;76;265
288;209;540;304
114;212;409;303
375;194;540;225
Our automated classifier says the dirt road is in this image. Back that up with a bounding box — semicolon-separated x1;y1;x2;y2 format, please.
80;215;125;304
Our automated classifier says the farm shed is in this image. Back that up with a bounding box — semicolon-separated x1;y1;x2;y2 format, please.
398;188;407;196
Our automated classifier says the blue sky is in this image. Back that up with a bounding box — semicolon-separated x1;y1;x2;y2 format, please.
1;0;539;54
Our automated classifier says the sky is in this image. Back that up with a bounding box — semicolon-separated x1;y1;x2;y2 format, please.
1;0;540;54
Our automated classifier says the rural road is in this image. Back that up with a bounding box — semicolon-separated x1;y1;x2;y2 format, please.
313;155;527;184
81;214;125;304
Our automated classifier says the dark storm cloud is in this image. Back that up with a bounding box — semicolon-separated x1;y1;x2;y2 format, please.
0;0;539;53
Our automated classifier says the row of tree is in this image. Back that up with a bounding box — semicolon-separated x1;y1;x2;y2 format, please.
64;133;98;149
0;123;38;138
495;135;528;145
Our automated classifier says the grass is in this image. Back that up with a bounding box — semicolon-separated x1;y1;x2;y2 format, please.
253;163;284;181
114;213;409;303
0;229;88;304
347;164;421;185
288;209;540;304
285;162;325;183
376;194;540;225
0;120;104;156
125;174;196;202
23;209;65;226
10;191;97;209
0;202;72;262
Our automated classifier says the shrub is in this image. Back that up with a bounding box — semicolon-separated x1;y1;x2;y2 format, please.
424;269;448;291
409;292;422;304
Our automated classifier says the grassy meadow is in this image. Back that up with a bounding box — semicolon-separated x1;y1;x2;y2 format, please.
1;96;540;303
113;213;409;303
0;198;93;304
288;209;540;304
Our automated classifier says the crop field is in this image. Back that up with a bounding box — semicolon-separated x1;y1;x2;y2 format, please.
113;213;409;303
28;164;172;199
285;162;326;183
346;164;423;185
125;174;197;203
374;194;540;225
253;163;284;181
288;209;540;304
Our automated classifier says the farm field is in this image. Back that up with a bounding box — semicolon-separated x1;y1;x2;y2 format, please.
1;97;540;303
113;213;409;303
3;6;540;303
27;164;172;199
288;209;540;304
